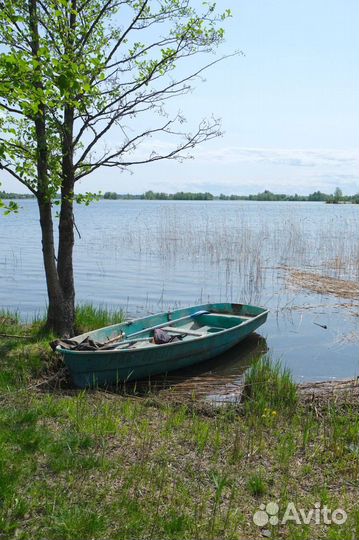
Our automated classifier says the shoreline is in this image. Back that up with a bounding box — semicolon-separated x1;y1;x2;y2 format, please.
298;377;359;404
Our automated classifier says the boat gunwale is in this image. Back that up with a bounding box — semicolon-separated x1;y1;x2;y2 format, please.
57;309;269;356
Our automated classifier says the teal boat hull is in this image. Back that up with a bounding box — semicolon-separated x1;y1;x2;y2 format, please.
58;303;268;388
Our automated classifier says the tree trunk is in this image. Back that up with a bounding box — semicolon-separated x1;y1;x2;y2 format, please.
37;198;69;336
54;2;78;337
29;0;74;337
56;190;75;337
57;104;76;337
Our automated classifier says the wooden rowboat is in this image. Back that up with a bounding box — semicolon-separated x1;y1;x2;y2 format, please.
57;302;269;388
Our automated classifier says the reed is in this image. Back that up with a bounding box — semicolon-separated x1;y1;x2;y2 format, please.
88;203;358;316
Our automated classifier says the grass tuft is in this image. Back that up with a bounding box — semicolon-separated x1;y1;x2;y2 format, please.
243;356;298;416
74;303;125;334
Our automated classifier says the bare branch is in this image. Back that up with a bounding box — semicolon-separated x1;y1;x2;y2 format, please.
104;0;149;68
0;102;26;116
0;164;37;195
75;116;221;181
74;52;236;154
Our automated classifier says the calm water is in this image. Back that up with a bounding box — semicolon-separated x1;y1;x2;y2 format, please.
1;199;358;384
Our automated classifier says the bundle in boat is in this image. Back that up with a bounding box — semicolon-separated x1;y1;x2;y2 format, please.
50;327;184;352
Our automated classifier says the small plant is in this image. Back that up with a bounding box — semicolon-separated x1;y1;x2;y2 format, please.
276;432;296;469
164;404;188;432
209;471;230;536
193;418;210;453
301;410;318;450
246;472;267;497
45;505;107;540
231;428;244;463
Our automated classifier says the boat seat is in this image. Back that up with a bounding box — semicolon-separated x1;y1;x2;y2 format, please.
210;313;253;320
161;326;204;337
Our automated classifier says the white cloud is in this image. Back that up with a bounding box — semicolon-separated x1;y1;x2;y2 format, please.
193;146;359;168
81;132;359;172
3;139;358;196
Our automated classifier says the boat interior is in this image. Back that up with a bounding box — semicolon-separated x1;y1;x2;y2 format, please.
115;312;255;350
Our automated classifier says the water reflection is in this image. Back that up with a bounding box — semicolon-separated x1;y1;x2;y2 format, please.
114;334;268;402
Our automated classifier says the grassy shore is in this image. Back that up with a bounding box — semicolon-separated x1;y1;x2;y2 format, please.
0;308;358;540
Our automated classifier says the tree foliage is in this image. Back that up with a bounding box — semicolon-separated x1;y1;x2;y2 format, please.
0;0;232;202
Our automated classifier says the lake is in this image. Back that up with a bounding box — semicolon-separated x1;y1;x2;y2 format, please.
1;199;358;386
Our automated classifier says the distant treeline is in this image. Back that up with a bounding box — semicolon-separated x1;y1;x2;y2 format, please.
104;190;214;200
2;188;359;203
0;191;35;200
103;189;359;203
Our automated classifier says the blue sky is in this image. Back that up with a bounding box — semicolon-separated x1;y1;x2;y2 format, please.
2;0;359;195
